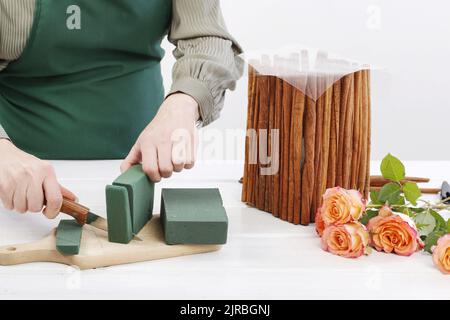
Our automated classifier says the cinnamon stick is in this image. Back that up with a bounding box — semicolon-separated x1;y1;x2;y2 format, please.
365;70;372;199
327;80;341;188
280;80;293;221
290;88;306;224
336;76;348;188
358;70;369;195
351;71;362;190
256;75;270;211
370;176;430;187
311;75;324;218
357;71;365;191
370;187;440;195
272;76;284;218
250;72;261;206
301;95;316;225
341;73;355;189
317;82;332;212
266;76;277;213
242;66;257;203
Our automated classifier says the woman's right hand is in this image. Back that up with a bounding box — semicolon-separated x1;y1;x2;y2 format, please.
0;139;76;218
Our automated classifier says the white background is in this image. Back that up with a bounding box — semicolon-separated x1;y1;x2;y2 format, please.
160;0;450;161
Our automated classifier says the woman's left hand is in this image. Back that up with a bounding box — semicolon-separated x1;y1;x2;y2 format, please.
121;93;199;182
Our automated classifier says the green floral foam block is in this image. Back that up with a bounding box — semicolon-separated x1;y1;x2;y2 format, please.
106;165;154;244
56;220;83;255
160;188;228;245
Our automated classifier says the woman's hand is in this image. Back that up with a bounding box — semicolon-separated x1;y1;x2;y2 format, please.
0;140;76;217
121;93;200;182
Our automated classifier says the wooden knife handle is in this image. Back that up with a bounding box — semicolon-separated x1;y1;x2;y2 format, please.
60;198;89;225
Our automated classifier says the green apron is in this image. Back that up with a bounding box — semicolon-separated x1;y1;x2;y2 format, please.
0;0;172;159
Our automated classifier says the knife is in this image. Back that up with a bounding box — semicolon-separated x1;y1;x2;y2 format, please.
56;198;142;241
58;198;108;231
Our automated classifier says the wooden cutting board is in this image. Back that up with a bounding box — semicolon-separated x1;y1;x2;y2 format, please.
0;216;221;270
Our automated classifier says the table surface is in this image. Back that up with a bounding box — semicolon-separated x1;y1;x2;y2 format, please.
0;160;449;300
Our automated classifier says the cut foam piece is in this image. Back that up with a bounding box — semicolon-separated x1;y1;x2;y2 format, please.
160;188;228;245
113;165;154;234
106;185;133;244
56;220;83;255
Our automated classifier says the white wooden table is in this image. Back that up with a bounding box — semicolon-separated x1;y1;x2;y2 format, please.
0;160;448;299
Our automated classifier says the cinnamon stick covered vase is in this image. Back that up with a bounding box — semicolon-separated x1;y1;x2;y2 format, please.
241;49;372;225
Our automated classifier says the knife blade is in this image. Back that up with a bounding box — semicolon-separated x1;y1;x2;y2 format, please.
57;198;142;241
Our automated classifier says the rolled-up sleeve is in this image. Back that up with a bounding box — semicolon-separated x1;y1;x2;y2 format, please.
168;0;244;126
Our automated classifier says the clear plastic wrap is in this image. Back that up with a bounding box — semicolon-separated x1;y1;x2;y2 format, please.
240;45;374;101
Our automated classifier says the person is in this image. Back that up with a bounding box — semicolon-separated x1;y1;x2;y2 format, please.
0;0;243;218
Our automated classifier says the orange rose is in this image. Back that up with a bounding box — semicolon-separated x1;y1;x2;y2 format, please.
367;207;424;256
317;187;366;227
321;222;370;258
432;234;450;275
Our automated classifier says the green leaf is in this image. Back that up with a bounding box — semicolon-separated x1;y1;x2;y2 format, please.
378;182;402;204
380;154;405;182
424;231;445;254
391;196;406;206
360;210;379;226
414;211;436;237
447;219;450;233
416;223;430;229
403;182;421;205
428;209;447;233
370;191;381;205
